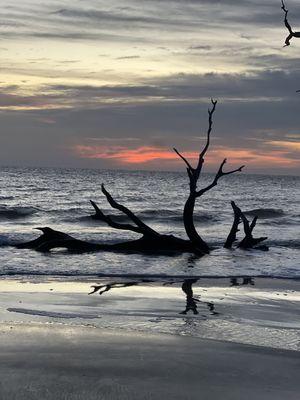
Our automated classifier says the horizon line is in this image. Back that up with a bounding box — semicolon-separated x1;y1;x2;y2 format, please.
0;164;299;179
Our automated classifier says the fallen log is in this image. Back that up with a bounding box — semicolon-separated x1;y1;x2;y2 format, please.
16;227;198;255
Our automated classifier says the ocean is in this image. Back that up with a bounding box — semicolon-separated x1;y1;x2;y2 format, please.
0;166;299;279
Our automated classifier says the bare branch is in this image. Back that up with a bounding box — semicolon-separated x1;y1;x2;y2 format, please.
196;159;245;197
281;0;300;46
174;99;217;183
224;201;241;248
249;216;258;232
173;148;194;172
101;184;159;237
239;211;252;238
282;0;293;33
238;209;267;249
193;99;218;177
90;200;143;234
223;202;267;249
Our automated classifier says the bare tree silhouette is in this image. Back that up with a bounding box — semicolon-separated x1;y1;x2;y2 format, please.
281;0;300;46
174;99;244;253
16;101;267;255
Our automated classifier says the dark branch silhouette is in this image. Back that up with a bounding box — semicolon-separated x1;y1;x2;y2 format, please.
224;202;268;250
90;184;160;237
89;281;142;295
281;0;300;46
16;225;195;254
224;201;241;248
174;99;244;254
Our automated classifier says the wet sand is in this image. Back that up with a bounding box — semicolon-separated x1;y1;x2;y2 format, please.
0;277;299;399
0;323;299;400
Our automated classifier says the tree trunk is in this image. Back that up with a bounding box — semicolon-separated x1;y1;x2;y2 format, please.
183;194;210;254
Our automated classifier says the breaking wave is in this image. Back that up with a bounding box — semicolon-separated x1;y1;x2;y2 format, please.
0;206;39;220
65;209;219;224
245;208;284;219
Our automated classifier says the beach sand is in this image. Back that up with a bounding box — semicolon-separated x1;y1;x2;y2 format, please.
0;323;299;400
0;277;299;399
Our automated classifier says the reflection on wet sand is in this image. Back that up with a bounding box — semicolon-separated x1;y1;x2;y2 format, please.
89;279;154;295
180;279;199;315
179;279;219;316
1;277;298;351
88;277;253;316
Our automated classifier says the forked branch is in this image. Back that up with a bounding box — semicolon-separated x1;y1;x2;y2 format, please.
196;159;245;198
90;200;142;234
91;185;159;237
173;148;194;172
174;98;217;188
197;99;217;172
224;201;268;250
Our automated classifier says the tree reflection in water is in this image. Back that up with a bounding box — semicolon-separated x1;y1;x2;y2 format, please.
89;278;231;316
179;279;219;316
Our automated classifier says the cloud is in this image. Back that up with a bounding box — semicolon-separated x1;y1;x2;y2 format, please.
13;68;299;109
0;0;292;44
73;144;191;163
1;0;300;174
188;45;212;51
116;55;141;60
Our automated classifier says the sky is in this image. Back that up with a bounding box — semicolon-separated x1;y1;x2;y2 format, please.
0;0;300;174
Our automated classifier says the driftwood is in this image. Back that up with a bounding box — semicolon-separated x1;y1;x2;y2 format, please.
15;100;268;255
224;202;268;250
16;226;195;254
173;99;244;253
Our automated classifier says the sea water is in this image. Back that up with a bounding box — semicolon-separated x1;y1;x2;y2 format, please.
0;167;299;279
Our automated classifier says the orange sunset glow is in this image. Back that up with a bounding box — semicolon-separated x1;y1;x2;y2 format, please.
73;142;300;170
74;145;199;164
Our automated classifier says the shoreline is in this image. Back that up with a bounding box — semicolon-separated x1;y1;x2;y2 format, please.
1;274;299;283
